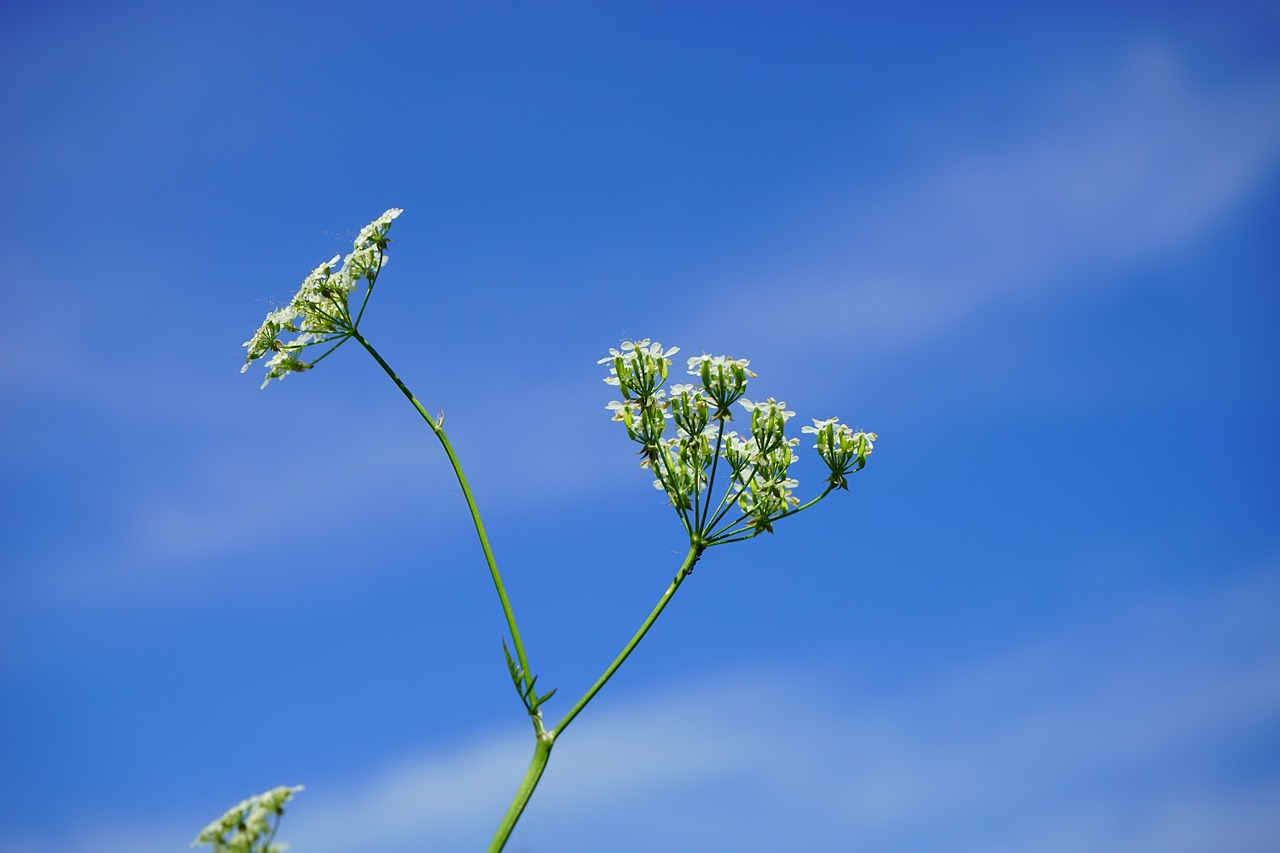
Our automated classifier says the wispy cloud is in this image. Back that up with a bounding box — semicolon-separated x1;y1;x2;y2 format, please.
25;558;1267;853
6;462;1268;842
305;560;1280;851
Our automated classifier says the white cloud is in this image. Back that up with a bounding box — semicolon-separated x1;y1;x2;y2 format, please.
188;562;1280;852
7;559;1276;852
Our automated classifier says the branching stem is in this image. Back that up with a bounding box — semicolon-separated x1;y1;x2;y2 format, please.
486;543;702;851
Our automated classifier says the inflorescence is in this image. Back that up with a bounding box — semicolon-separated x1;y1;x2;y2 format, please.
241;209;403;388
600;339;875;543
192;785;303;853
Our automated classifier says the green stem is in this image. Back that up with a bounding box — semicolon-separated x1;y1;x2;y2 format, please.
487;543;703;851
261;812;283;853
487;736;554;853
552;543;703;738
695;419;727;534
705;484;835;545
351;330;535;694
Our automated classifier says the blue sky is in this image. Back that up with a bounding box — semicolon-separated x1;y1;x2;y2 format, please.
2;2;1279;851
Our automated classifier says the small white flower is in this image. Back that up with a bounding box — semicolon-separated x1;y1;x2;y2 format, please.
605;400;634;421
740;398;794;420
801;416;840;436
854;431;878;454
354;208;403;250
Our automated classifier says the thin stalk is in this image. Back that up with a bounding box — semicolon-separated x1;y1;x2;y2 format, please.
351;248;382;327
260;815;281;853
649;446;694;537
701;476;742;536
704;485;835;545
351;330;535;694
486;543;703;851
552;543;702;738
695;419;727;533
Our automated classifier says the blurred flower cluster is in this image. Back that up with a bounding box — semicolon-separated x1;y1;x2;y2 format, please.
600;340;875;542
192;785;303;853
241;209;403;388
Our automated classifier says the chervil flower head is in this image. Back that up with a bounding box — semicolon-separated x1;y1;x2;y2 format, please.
600;338;879;542
804;417;877;489
242;210;403;389
650;440;708;512
735;470;801;534
687;353;755;415
739;397;794;454
193;785;303;852
241;304;300;368
354;208;403;252
720;430;757;476
668;383;710;436
598;338;679;400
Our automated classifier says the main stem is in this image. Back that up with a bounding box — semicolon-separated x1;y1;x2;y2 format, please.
486;543;704;852
352;331;535;692
486;737;553;853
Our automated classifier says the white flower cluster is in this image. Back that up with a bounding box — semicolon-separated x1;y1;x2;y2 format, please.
598;339;680;399
241;209;403;388
602;339;872;539
192;785;303;853
686;353;755;415
730;398;801;531
801;417;877;490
